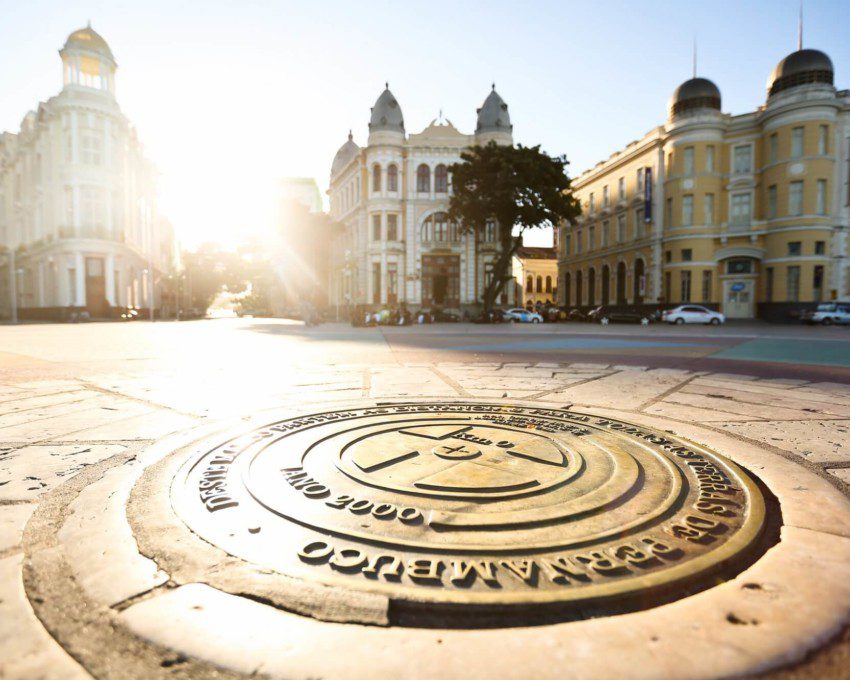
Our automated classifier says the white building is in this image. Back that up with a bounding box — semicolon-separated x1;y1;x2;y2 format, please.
328;85;514;312
0;25;174;320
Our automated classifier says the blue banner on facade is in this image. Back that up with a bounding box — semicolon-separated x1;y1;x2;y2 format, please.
644;167;652;223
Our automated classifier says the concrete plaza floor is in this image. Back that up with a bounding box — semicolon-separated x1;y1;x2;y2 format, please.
1;318;849;678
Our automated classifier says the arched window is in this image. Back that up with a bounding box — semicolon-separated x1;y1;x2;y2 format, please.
545;275;552;293
387;164;398;192
372;164;381;192
526;275;533;292
421;212;455;243
536;276;543;293
435;164;448;193
417;164;430;193
484;220;497;242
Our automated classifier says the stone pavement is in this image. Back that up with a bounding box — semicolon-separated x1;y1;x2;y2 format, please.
2;356;850;678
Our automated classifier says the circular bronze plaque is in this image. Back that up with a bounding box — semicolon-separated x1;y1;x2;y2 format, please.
172;403;766;615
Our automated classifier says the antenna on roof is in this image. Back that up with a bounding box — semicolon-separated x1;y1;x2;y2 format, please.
798;0;803;50
692;36;697;78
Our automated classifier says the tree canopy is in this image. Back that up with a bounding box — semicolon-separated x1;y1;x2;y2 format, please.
448;142;581;312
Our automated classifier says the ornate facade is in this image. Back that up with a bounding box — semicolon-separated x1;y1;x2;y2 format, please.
558;47;850;320
328;85;513;312
0;26;174;320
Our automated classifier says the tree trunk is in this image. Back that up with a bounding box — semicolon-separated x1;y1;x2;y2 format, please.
482;234;522;314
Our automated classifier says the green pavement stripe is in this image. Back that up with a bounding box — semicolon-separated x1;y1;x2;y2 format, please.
711;338;850;367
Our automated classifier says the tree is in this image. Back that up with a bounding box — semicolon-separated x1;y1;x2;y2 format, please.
448;142;581;313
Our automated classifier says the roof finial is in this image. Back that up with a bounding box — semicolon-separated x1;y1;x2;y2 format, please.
87;19;91;28
491;81;496;91
385;81;389;90
348;129;352;141
692;36;698;78
798;0;803;50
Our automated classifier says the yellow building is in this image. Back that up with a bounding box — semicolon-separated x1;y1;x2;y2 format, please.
512;246;558;306
558;47;849;320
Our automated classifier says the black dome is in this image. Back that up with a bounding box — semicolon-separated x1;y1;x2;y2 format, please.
669;77;721;117
768;49;834;97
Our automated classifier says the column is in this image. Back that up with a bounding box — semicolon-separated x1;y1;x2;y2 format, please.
105;253;115;305
75;252;85;306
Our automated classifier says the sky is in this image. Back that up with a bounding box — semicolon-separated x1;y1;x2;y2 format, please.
1;0;848;251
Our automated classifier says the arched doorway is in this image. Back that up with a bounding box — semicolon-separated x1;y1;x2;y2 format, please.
633;258;645;305
576;271;583;307
563;273;571;307
616;262;627;305
601;265;610;305
588;268;596;307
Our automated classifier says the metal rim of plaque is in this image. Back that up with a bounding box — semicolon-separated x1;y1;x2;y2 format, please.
172;402;768;622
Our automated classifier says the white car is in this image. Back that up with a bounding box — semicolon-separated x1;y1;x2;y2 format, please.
662;305;725;325
802;303;850;325
504;308;544;323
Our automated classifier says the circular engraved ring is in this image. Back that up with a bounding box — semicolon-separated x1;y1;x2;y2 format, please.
171;402;767;614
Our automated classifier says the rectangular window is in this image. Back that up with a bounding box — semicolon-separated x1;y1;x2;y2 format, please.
816;179;827;215
602;186;609;208
665;198;673;227
601;220;609;247
588;225;595;250
564;233;571;255
787;266;800;302
766;267;774;302
733;145;752;174
80;187;106;233
664;271;672;302
704;193;715;225
681;271;691;302
814;264;824;301
787;241;802;256
815;240;826;255
702;270;712;302
588;193;594;215
730;193;751;228
684;147;695;176
681;248;693;262
618;177;625;201
387;263;398;304
706;145;715;172
635;207;644;238
789;181;804;216
576;230;582;253
791;126;804;158
637;168;644;191
818;125;828;155
767;185;778;219
682;195;694;226
387;214;398;241
372;263;381;305
665;250;672;264
617;214;626;242
372;214;381;241
769;134;778;163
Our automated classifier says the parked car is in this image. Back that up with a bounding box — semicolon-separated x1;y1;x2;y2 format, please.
662;305;725;325
588;306;652;325
474;309;509;324
566;308;588;322
504;307;544;323
801;303;850;325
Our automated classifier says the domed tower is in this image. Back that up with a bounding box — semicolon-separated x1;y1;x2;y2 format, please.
367;85;405;146
475;85;513;146
59;24;117;95
667;77;722;121
330;131;360;180
767;48;834;100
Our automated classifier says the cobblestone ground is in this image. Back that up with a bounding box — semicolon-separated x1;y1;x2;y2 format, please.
1;319;849;678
